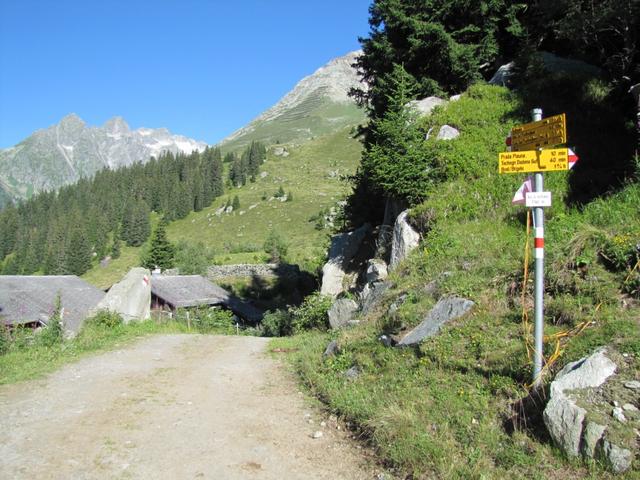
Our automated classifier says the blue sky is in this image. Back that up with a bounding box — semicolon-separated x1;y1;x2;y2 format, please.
0;0;371;147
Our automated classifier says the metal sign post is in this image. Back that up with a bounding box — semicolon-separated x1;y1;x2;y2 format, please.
498;108;570;387
532;108;545;387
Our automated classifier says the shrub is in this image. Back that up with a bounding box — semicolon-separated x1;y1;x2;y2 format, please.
39;295;65;346
263;230;288;263
0;326;10;355
86;310;123;328
289;292;332;332
261;310;294;337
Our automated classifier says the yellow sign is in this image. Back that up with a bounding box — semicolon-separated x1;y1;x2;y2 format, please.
511;114;566;151
498;148;569;174
538;148;569;171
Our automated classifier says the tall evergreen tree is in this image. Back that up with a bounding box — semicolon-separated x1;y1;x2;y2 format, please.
141;218;175;270
66;226;93;275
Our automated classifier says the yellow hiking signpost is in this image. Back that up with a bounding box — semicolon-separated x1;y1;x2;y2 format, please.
499;148;570;174
498;110;570;388
510;113;566;151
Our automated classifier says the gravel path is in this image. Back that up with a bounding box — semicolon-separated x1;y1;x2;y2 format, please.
0;335;379;479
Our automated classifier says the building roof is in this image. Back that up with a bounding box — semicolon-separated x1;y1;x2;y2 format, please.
150;275;263;323
0;276;106;334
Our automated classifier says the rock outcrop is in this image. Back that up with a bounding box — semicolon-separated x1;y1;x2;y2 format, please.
543;348;636;473
408;96;446;116
397;297;474;347
93;268;151;323
389;210;420;271
320;224;371;297
328;299;359;330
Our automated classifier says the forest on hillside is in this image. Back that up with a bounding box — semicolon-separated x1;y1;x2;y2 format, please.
0;140;267;277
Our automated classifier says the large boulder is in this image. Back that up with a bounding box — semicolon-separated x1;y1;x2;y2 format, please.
93;268;151;323
389;210;421;271
328;298;359;330
543;348;635;472
408;96;446;116
360;281;391;316
436;125;460;140
320;224;371;297
489;62;515;86
397;297;474;347
365;259;388;283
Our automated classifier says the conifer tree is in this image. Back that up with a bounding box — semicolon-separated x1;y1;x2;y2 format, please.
141;218;175;270
232;195;240;210
66;226;93;275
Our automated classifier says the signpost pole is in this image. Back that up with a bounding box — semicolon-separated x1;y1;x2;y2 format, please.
532;108;544;387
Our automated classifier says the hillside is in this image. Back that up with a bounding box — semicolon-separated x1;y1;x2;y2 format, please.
220;51;366;152
0;114;207;200
82;128;362;289
272;84;640;478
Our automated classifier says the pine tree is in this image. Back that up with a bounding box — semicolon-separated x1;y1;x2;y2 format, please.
111;235;121;259
232;195;240;210
141;218;175;270
66;226;93;275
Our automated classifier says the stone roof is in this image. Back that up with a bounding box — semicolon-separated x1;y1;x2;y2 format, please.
150;275;263;323
0;276;105;334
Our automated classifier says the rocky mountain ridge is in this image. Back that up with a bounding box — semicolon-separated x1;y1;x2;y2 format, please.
220;50;366;151
0;114;207;200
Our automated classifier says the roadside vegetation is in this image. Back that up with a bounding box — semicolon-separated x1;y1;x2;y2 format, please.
0;307;249;385
271;83;639;478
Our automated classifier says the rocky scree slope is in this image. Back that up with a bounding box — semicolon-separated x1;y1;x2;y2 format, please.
0;114;207;200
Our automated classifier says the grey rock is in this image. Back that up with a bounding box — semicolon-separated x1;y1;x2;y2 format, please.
323;340;339;359
582;422;606;458
449;94;462;102
389;210;420;271
365;259;388;283
345;366;360;380
544;348;620;460
320;224;371;297
489;62;515;86
328;299;358;330
99;256;112;268
543;395;587;457
601;440;632;473
91;268;151;323
387;294;408;317
612;407;627;423
550;348;617;398
540;51;602;76
624;380;640;390
436;125;460;141
622;403;638;412
397;297;475;347
311;431;323;439
360;281;391;316
378;335;394;348
407;96;446;116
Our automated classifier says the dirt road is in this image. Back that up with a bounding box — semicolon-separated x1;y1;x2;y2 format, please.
0;335;379;479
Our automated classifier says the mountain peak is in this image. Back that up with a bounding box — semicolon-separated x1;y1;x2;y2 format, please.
59;113;85;129
220;50;366;149
103;116;130;134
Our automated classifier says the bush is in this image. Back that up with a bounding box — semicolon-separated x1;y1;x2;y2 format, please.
261;310;294;337
175;307;236;333
261;293;332;337
86;310;123;328
263;230;288;263
175;241;214;275
39;295;64;346
0;326;10;355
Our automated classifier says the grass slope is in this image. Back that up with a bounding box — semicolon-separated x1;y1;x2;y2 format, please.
83;128;362;289
272;85;640;478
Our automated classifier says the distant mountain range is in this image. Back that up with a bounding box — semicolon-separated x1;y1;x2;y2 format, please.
0;115;207;203
220;50;366;151
0;50;366;205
